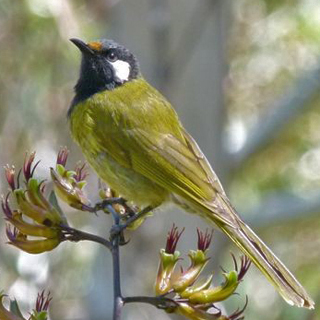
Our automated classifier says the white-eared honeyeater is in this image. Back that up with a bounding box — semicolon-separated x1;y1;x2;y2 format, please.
68;38;314;309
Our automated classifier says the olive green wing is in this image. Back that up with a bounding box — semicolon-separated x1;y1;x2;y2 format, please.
181;128;226;195
124;127;234;226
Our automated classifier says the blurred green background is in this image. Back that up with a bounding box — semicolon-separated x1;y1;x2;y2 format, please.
0;0;320;319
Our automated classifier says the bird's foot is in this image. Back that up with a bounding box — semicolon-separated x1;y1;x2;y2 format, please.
94;197;127;212
110;224;129;246
109;205;154;240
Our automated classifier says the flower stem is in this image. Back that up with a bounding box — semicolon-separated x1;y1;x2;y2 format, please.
61;225;112;250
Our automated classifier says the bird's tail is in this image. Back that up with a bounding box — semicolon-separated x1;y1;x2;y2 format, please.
209;205;314;309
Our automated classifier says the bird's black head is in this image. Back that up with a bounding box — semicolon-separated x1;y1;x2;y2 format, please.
70;38;140;110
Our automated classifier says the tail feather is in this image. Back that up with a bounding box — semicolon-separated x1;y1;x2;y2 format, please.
174;190;314;309
216;217;314;309
171;128;314;308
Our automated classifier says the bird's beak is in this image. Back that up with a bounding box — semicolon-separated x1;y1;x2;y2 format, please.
70;38;95;55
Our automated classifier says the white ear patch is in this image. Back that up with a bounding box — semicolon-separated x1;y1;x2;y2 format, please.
110;60;131;83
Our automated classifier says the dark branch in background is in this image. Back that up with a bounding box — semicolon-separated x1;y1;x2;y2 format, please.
230;64;320;168
109;204;123;320
247;191;320;227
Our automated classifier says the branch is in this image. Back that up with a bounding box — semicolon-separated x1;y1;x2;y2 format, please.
108;205;123;320
61;225;112;250
112;205;154;236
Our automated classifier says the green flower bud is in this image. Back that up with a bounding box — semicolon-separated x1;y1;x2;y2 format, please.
51;166;89;211
176;302;221;320
29;291;52;320
155;224;184;295
6;212;58;238
180;275;213;299
188;271;239;304
172;249;209;292
6;226;61;254
155;249;181;295
14;188;63;226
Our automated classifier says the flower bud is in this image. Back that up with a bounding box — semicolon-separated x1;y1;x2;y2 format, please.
2;153;67;255
187;255;251;305
29;290;52;320
176;298;248;320
4;204;58;238
56;147;69;167
155;249;181;295
176;302;221;320
23;152;40;183
155;228;250;320
231;254;251;282
172;249;209;293
51;155;90;210
197;229;213;252
0;293;25;320
6;226;60;254
179;275;213;299
188;270;238;304
0;290;52;320
14;186;63;227
155;225;184;295
4;165;17;191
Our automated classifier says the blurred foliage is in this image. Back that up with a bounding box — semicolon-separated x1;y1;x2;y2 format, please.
228;0;320;203
0;0;320;320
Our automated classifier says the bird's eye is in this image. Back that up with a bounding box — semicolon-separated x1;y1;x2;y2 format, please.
106;51;118;62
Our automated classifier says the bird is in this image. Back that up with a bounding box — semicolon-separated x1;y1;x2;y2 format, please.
68;38;314;309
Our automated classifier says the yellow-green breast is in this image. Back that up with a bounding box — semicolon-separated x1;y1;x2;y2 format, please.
68;78;183;207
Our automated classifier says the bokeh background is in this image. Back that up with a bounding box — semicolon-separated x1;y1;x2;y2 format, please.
0;0;320;319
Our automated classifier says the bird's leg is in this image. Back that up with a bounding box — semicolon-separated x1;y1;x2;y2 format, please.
94;197;136;217
94;197;126;211
110;205;154;240
117;201;136;218
81;198;127;213
94;195;142;245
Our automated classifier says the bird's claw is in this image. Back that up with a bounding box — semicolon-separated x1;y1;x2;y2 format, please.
110;224;130;245
109;223;126;238
95;197;127;212
119;233;130;246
